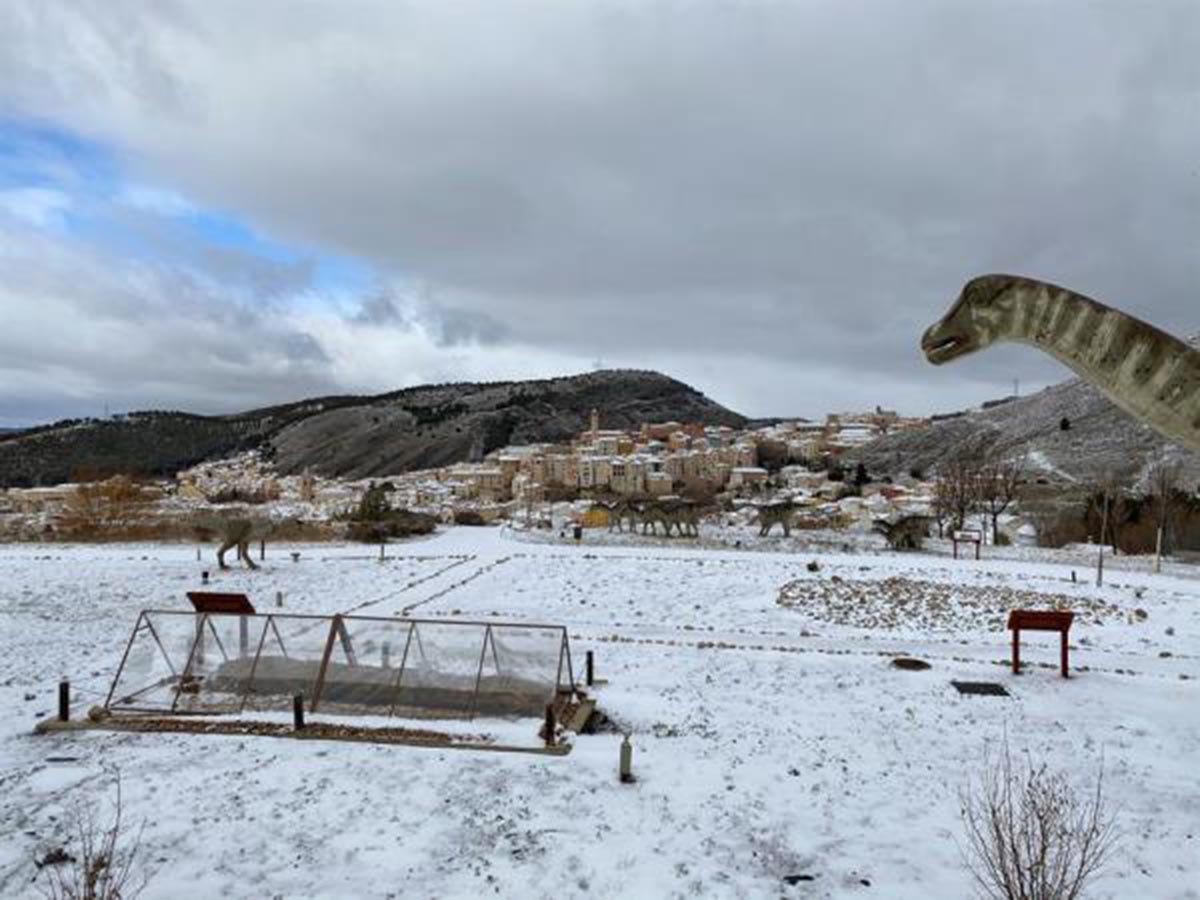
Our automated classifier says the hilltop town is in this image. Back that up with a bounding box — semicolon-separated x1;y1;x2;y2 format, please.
0;406;940;543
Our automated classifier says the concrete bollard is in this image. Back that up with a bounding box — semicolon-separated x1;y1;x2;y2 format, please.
293;694;306;730
58;680;70;723
619;734;634;783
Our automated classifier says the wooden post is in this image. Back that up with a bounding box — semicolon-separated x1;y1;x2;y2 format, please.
1060;631;1069;678
544;703;556;748
293;694;305;730
259;539;265;561
58;680;70;722
1012;627;1021;675
585;650;594;687
620;734;634;783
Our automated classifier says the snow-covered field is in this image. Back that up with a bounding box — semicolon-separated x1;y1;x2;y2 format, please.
1;528;1197;898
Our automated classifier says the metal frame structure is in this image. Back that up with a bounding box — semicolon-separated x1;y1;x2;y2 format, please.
105;610;575;721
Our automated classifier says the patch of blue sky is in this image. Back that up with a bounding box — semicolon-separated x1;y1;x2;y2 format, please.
0;116;379;298
0;117;119;193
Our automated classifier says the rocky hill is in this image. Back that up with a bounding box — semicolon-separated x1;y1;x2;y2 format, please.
853;364;1200;491
0;370;745;486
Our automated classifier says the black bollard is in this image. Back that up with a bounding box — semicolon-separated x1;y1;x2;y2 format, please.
201;570;209;585
58;679;70;722
543;703;556;748
293;694;306;730
586;651;595;687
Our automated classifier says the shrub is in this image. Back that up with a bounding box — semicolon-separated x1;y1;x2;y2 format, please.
35;771;153;900
203;484;278;505
959;739;1117;900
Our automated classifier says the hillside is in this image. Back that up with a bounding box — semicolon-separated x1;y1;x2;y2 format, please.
853;365;1200;490
0;370;745;486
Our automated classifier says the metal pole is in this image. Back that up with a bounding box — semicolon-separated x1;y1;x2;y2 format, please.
586;650;594;687
293;694;306;730
58;680;70;722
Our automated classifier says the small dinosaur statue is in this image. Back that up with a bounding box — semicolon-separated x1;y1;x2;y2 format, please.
873;515;933;551
922;274;1200;453
756;501;799;537
194;515;279;570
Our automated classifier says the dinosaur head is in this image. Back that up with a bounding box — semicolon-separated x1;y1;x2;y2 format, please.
921;274;1019;365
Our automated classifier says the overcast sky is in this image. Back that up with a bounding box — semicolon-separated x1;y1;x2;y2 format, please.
1;1;1197;427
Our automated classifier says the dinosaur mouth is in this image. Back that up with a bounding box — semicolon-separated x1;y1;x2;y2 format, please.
921;327;972;364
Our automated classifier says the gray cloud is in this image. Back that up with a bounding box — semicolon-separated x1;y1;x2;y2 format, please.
1;0;1198;420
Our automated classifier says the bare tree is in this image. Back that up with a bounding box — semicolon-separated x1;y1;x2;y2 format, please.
936;452;982;533
1088;471;1131;587
959;740;1118;900
976;454;1025;545
1147;461;1181;574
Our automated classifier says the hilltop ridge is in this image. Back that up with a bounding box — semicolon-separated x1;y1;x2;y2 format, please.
0;370;745;486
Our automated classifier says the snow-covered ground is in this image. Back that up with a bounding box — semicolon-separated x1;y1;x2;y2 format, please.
1;528;1197;898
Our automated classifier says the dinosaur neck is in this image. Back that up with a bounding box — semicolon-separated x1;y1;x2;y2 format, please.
999;280;1200;453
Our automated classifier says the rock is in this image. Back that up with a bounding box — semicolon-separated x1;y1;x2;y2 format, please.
806;561;820;572
1134;608;1149;621
891;657;932;671
783;874;816;885
87;705;110;722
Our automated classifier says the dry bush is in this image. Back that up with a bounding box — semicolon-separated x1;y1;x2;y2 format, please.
35;773;152;900
298;472;317;503
959;740;1118;900
202;484;277;505
58;477;152;539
